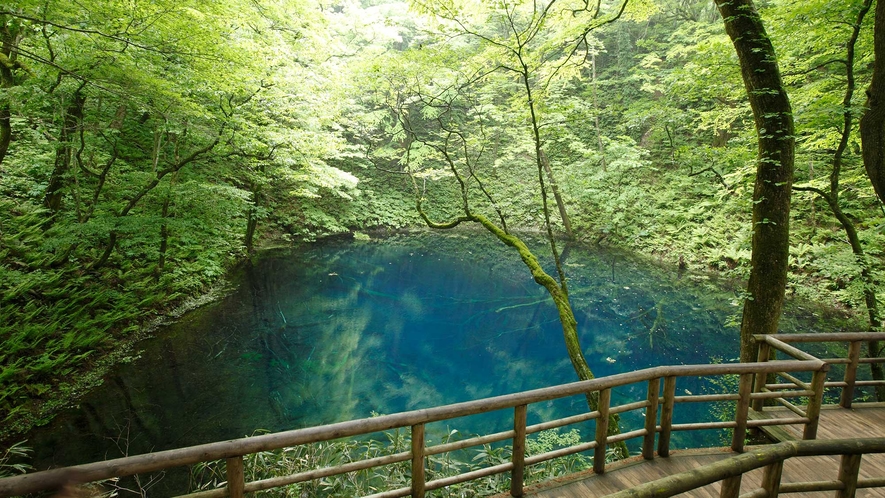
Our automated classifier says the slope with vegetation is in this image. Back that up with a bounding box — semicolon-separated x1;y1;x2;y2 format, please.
1;0;884;449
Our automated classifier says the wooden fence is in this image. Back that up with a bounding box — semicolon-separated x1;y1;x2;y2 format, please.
1;332;884;498
754;332;885;409
607;438;885;498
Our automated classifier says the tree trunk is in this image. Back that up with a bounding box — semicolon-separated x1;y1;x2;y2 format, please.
0;18;22;166
793;0;884;400
540;150;575;240
817;193;884;398
860;0;885;205
157;207;170;278
714;0;795;363
91;125;222;269
592;53;607;172
156;172;178;279
245;207;258;253
95;230;118;269
244;181;262;253
44;89;86;214
154;194;172;281
0;100;10;166
471;213;627;458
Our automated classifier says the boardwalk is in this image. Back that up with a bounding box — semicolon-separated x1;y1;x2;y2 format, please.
522;404;885;497
4;333;885;498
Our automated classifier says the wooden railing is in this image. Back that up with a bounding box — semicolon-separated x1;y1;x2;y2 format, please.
754;332;885;408
2;332;883;498
0;360;827;498
607;438;885;498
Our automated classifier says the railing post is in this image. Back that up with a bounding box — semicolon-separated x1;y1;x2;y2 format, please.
761;461;783;498
593;388;611;474
658;376;677;458
836;453;862;498
731;372;753;453
411;423;425;498
642;377;660;460
720;475;742;498
511;405;527;497
841;340;862;408
752;339;771;412
225;456;245;498
803;367;828;440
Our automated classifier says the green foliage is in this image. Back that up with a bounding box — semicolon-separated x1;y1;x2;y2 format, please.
704;357;740;445
0;441;33;478
189;428;596;497
3;0;884;453
0;0;377;440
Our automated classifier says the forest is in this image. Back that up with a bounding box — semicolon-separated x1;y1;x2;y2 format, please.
1;0;885;465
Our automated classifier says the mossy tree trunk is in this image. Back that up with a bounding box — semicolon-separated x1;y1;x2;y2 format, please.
44;85;86;215
714;0;795;363
398;1;641;460
409;121;628;458
415;205;627;458
0;15;25;166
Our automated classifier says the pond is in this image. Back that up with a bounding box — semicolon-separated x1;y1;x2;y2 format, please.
28;230;749;476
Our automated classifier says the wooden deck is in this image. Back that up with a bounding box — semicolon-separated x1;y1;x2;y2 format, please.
6;333;885;498
521;404;885;497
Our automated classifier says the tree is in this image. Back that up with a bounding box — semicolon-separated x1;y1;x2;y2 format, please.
791;0;884;399
398;80;629;459
0;0;367;438
368;0;654;459
714;0;795;363
0;13;28;165
860;0;885;205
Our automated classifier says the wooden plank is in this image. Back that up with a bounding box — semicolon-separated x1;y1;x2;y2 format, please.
842;341;862;408
521;417;885;498
511;405;527;497
643;378;660;460
595;389;611;474
658;377;677;458
836;454;862;498
753;404;885;441
747;409;798;442
732;373;753;453
225;457;244;498
411;423;425;498
804;369;828;439
522;450;740;497
523;448;885;498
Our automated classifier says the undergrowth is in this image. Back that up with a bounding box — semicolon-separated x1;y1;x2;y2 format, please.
189;428;609;497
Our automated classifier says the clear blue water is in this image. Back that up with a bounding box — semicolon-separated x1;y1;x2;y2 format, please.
28;231;744;473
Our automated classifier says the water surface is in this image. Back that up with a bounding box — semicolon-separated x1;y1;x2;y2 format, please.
30;231;744;471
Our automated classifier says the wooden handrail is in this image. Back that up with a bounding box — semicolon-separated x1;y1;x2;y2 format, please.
604;438;885;498
6;333;885;498
754;333;885;409
760;332;885;342
5;332;883;498
0;360;825;497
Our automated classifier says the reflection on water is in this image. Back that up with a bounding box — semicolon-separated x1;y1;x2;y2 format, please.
29;231;742;472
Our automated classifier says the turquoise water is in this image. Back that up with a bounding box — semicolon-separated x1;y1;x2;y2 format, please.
28;231;744;473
